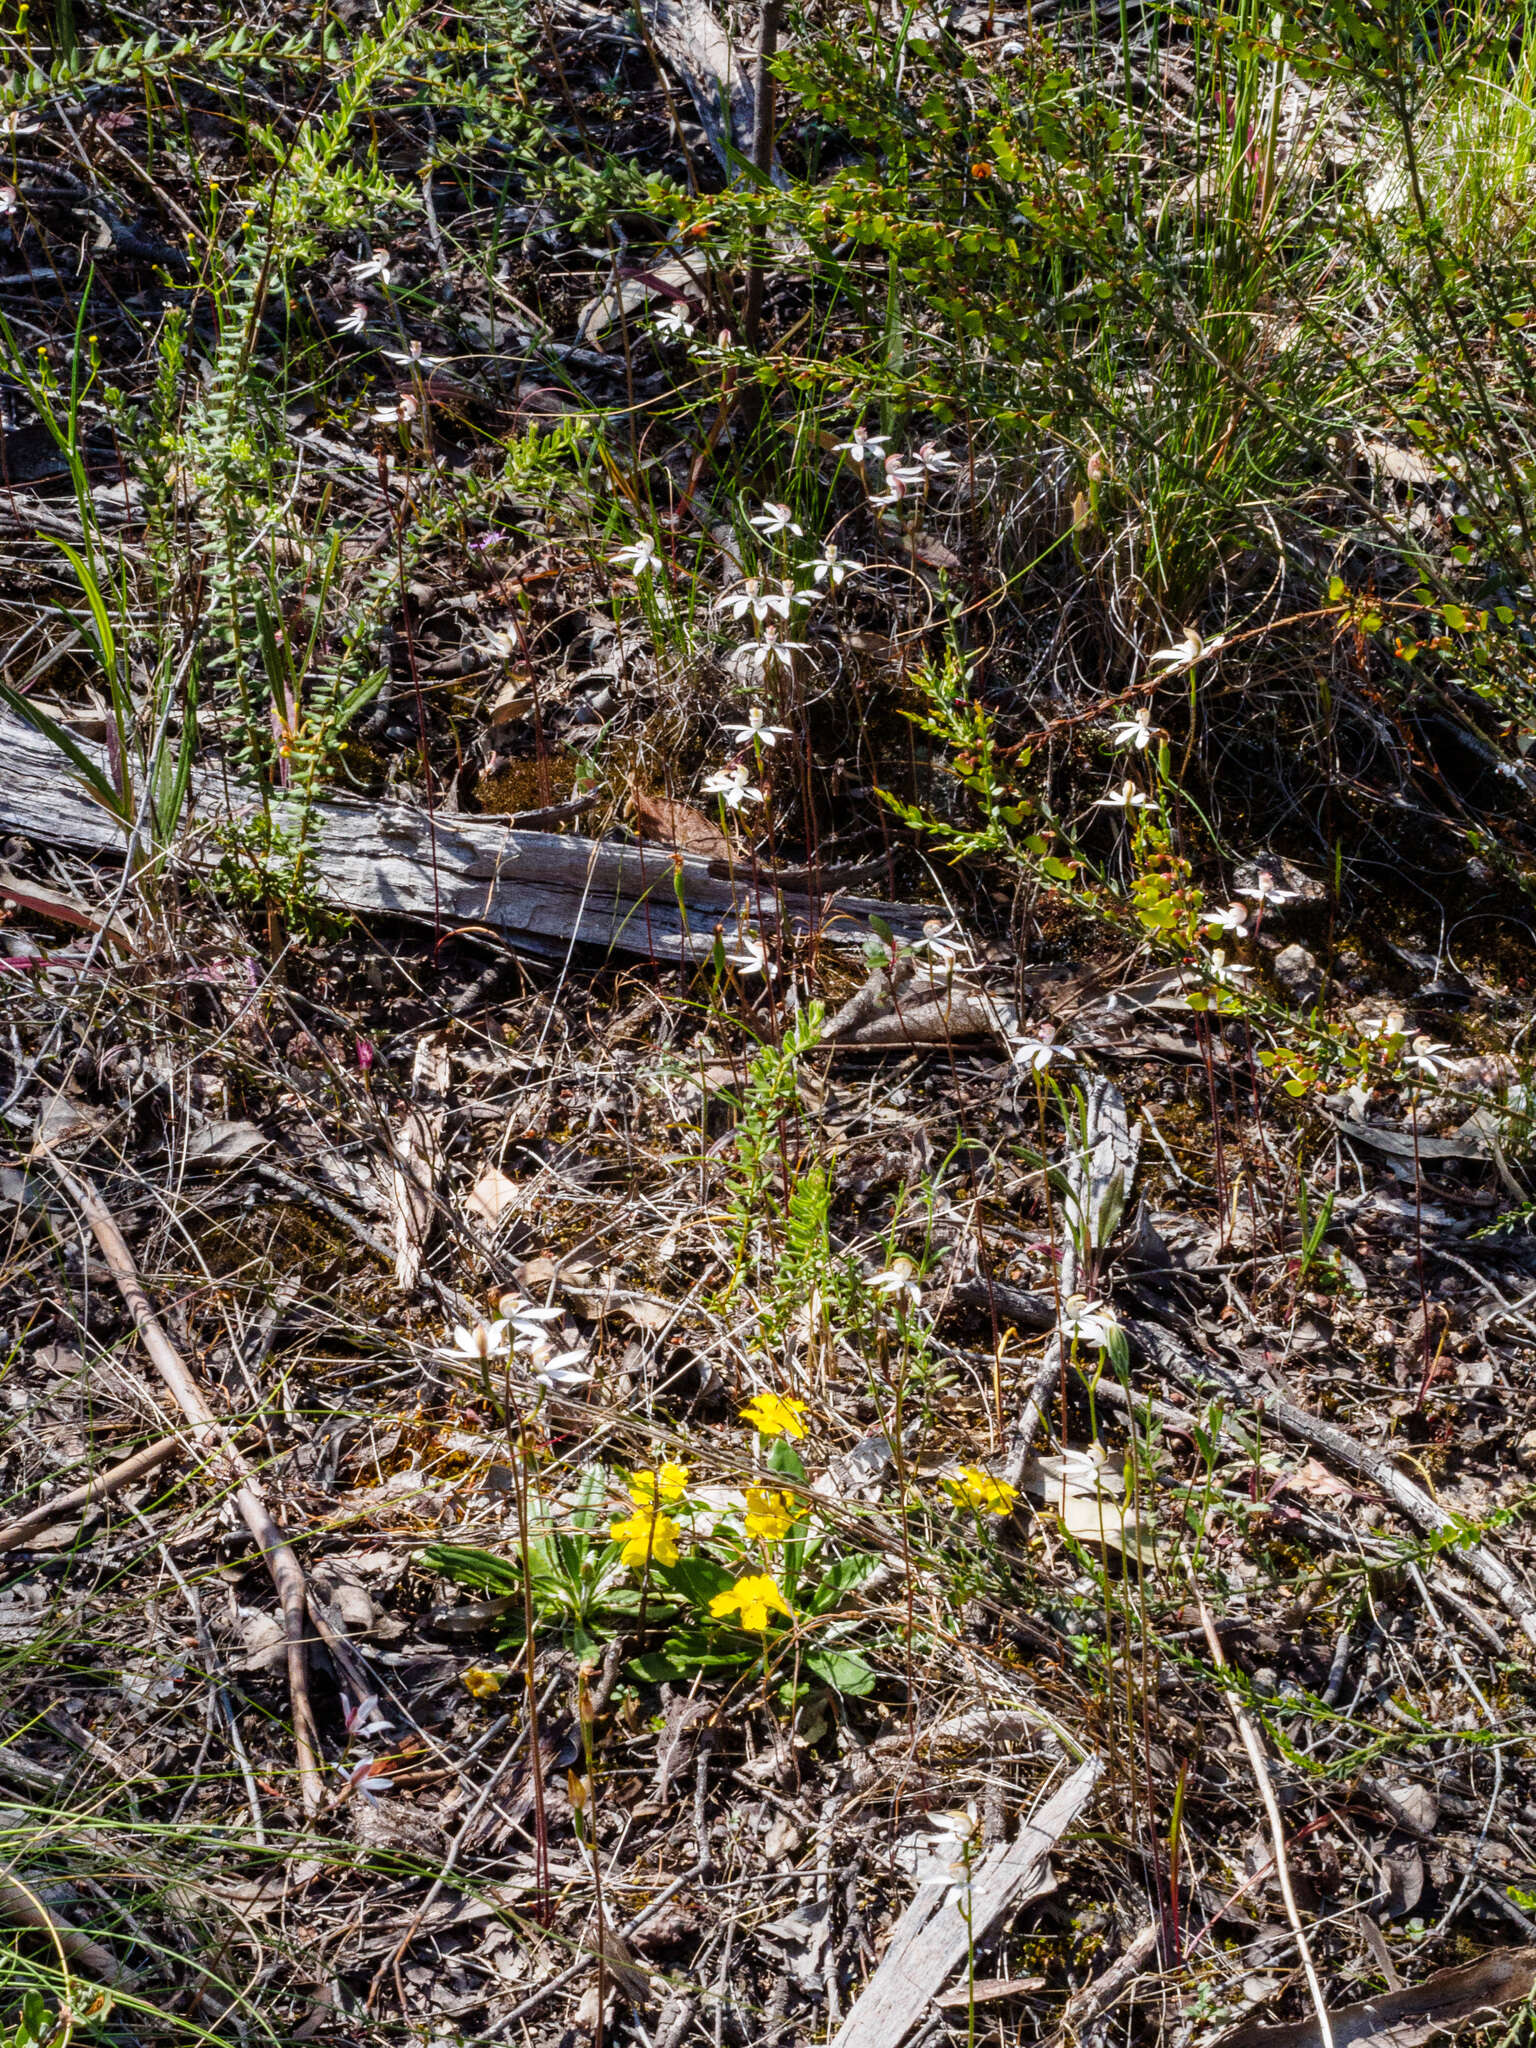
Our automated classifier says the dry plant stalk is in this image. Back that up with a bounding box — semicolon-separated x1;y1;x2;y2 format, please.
41;1154;326;1815
1197;1594;1335;2048
0;1436;177;1554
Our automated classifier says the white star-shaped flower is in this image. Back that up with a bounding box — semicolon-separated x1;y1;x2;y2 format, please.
1108;708;1156;751
1008;1036;1060;1072
724;578;791;623
744;628;809;676
869;1258;922;1308
811;544;862;587
913;441;958;476
1057;1294;1122;1345
726;706;791;748
833;425;890;468
443;1321;510;1363
654;303;695;339
703;765;764;811
727;931;778;979
1405;1036;1451;1079
751;502;804;539
610;536;661;577
1203;902;1250;934
1094;779;1149;810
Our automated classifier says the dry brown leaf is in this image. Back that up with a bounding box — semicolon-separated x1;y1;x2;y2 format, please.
0;869;133;952
631;789;732;860
906;531;964;572
30;1092;107;1155
1219;1946;1536;2048
466;1165;521;1229
1023;1449;1155;1558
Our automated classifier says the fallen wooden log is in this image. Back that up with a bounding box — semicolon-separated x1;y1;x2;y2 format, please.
829;1755;1101;2048
0;709;926;961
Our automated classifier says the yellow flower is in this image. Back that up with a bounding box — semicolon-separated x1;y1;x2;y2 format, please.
743;1486;795;1543
710;1573;791;1632
739;1391;808;1440
462;1666;502;1699
943;1465;1018;1517
611;1510;680;1570
628;1462;690;1507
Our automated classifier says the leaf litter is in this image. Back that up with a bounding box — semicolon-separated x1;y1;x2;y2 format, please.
0;0;1535;2037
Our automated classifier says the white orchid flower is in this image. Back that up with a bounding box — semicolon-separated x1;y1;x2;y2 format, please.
1008;1036;1060;1072
811;543;862;587
913;441;958;476
350;255;393;287
728;931;777;979
610;536;661;578
910;920;965;964
833;425;890;468
1057;1294;1122;1345
724;578;792;624
751;502;804;539
1149;628;1223;670
1203;902;1250;935
1405;1036;1451;1079
1235;872;1298;907
882;453;928;489
528;1351;594;1394
337;302;369;336
870;1258;922;1308
703;765;764;811
1204;949;1253;985
654;303;695;339
744;629;809;676
1108;708;1156;752
1094;780;1150;810
445;1321;510;1363
726;706;791;748
383;341;446;371
1359;1010;1406;1042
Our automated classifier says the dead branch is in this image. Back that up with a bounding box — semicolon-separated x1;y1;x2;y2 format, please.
39;1155;327;1815
0;1867;138;1988
1135;1320;1536;1647
829;1755;1102;2048
1197;1595;1336;2048
0;1437;178;1554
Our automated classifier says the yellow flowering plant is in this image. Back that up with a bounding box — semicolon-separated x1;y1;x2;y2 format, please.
610;1509;681;1570
427;1442;881;1699
628;1463;690;1506
943;1465;1019;1517
743;1486;796;1543
710;1573;792;1632
739;1391;808;1440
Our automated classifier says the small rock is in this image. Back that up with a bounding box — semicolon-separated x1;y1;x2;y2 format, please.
1272;943;1321;1002
1233;852;1327;913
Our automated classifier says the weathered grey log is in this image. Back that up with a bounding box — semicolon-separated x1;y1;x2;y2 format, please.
0;709;926;962
829;1755;1101;2048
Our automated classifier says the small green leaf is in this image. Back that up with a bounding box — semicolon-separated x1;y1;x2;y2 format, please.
804;1647;877;1695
